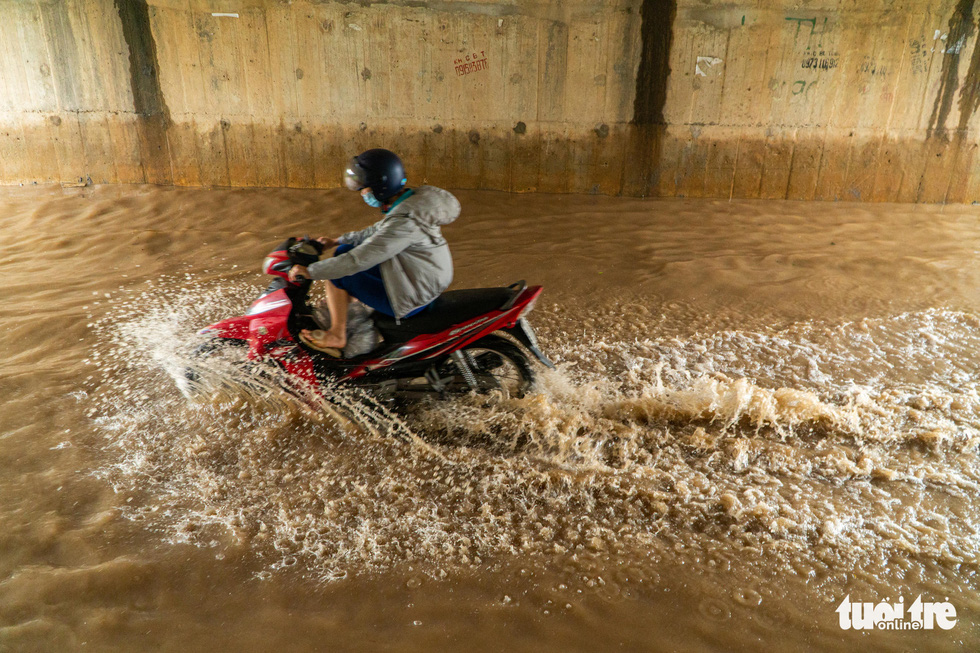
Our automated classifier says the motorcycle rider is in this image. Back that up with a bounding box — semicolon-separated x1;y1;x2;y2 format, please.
288;148;460;355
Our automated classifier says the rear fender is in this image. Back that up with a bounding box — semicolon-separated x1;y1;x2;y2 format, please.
430;286;544;358
502;318;554;368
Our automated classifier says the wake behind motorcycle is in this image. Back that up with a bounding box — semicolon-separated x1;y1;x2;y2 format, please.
184;237;553;406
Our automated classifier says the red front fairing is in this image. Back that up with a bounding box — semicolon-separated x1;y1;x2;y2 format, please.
204;288;321;392
204;289;292;352
202;316;250;341
244;290;293;346
204;242;296;343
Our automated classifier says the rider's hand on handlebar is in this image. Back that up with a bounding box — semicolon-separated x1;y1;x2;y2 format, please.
289;265;310;282
316;236;340;248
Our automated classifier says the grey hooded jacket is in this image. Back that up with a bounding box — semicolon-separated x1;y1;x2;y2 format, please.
307;186;460;319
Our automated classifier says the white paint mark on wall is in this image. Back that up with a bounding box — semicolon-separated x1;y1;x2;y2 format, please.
211;13;239;18
696;56;723;76
947;35;967;55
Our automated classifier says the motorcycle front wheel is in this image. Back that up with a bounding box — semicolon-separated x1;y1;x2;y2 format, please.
180;337;255;396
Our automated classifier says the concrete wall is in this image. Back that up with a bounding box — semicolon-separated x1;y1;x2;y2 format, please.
1;0;979;201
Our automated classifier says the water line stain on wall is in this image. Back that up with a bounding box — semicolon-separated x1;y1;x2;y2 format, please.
115;0;170;121
957;5;980;131
632;0;675;126
625;0;677;196
927;0;975;138
4;1;980;201
114;0;172;183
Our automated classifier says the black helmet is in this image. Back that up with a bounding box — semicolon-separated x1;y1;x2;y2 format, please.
343;148;406;202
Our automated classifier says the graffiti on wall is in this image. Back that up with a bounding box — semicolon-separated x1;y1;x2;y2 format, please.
801;52;839;70
909;38;931;74
785;16;820;39
909;29;970;76
786;16;839;74
455;50;488;77
859;55;889;76
791;80;817;96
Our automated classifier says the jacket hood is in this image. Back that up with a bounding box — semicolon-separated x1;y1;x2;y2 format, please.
387;185;460;227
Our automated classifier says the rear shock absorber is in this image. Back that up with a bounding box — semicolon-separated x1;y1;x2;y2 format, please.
451;350;480;390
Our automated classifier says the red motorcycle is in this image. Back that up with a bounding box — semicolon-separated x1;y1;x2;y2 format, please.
185;237;553;406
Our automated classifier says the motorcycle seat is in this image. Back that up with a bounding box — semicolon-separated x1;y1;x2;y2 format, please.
372;287;515;343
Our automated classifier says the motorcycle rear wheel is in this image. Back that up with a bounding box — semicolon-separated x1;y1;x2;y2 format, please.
440;334;535;398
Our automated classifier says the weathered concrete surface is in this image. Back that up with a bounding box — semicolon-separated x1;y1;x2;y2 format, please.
1;0;980;201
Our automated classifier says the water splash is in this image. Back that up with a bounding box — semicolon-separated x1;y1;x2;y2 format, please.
86;280;980;584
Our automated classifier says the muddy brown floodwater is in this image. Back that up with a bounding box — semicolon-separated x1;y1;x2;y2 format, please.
1;184;979;652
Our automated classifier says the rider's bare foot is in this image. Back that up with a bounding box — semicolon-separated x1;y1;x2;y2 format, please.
301;328;346;350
